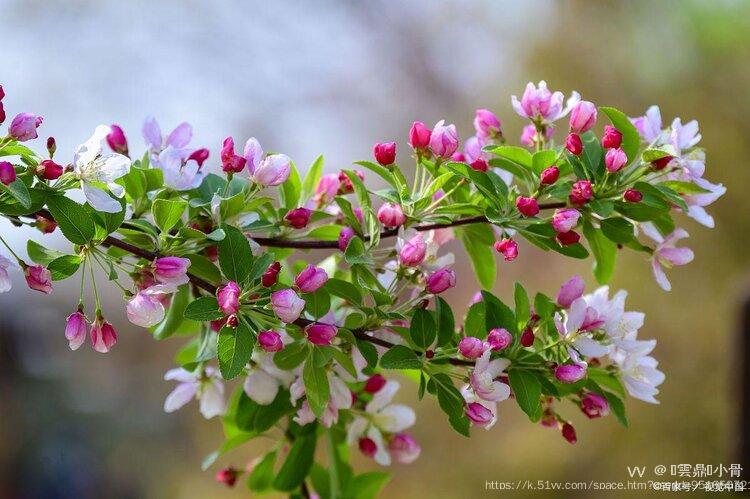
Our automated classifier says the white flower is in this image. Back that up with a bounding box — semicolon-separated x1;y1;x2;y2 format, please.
163;367;226;419
291;370;352;428
243;352;295;405
73;125;131;213
157;146;205;191
613;351;665;404
468;350;511;402
0;252;17;293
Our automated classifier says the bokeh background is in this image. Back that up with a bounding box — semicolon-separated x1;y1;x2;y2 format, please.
0;0;748;497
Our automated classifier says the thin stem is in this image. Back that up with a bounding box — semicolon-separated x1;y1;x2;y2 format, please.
0;233;22;262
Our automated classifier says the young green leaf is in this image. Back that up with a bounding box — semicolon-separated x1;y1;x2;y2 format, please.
184;296;224;321
409;308;436;349
218;323;255;380
303;355;330;417
46;195;96;245
379;345;422;370
151;198;187;233
508;369;542;421
217;223;254;283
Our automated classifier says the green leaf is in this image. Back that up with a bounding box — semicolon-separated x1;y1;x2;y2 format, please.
27;240;65;266
659;180;710;195
273;431;317;492
532;149;557;174
431;373;470;437
151;198;187;233
514;282;530;329
347;472;391;499
303;356;330;417
324;278;363;306
379;345;422;369
343;236;371;265
435;297;456;347
280;160;302;210
2;179;31;208
217;223;253;283
583;221;617;284
46;195;96;245
184;296;224;321
273;341;309;370
600;106;640;163
304;288;331;319
301;155;324;202
458;225;496;290
247;451;277;492
587;368;627;398
600;217;635;244
186;254;222;286
153;285;190;339
481;291;518;337
603;391;628;427
488;145;533;167
409;308;436;349
48;255;83;281
508;369;542;421
218;323;255;380
579;130;603;179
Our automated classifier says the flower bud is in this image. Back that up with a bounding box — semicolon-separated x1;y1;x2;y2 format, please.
215;467;238;487
568;101;597;133
429;120;459;159
426;267;456;294
188;148;210;167
551;209;580;233
37;159;64;180
515;196;539;217
561;423;577;444
466;402;493;426
337;169;364;194
470;158;489;172
65;310;88;351
554;363;587;383
217;281;241;315
258;330;284;353
226;314;239;328
284;207;312;229
623;189;643;203
377;203;406;228
261;261;282;287
451;151;466;162
90;318;117;353
473;108;502;139
580;392;610;419
651;155;674;171
494;238;518;261
338;226;356;251
220;137;247;173
540;166;559;185
520;327;534;347
364;374;387;394
0;161;16;185
153;257;191;286
305;323;338;346
605;148;627;173
9;113;43;141
388;433;421;464
358;437;378;458
458;336;485;359
243;137;263;173
569;180;593;205
271;289;305;323
565;133;583;155
556;230;580;246
0;102;4;126
373;141;396;166
35;214;57;234
557;275;585;308
487;328;512;351
126;291;165;327
295;265;329;293
601;125;622;149
46;137;56;157
408;121;431;150
106;124;129;156
25;264;52;294
399;234;427;267
254;154;291;186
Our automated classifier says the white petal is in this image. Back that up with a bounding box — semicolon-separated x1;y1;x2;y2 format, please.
199;380;226;419
368;426;391;466
366;380;399;414
74;125;109;166
82;183;122;213
98;154;131;182
373;404;416;433
346;416;368;445
164;367;196;382
573;337;610;358
244;369;280;405
164;382;197;412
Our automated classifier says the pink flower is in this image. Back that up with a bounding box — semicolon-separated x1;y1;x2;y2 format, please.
428;120;459;159
388;433;421;464
470;158;489;172
253;154;291;186
399;233;427;267
569;180;593;205
473;109;502;139
515;196;539;217
164;367;226;419
459;337;485;359
540;166;559;185
494;238;518;261
65;310;88;351
153;256;191;286
552;209;581;233
314;173;340;205
682;177;726;228
630;105;662;142
126;289;166;327
580;392;610;419
520;124;554;148
486;328;512;351
338;226;356;252
601;125;622;149
605;148;627;172
284;207;312;229
24;264;52;294
364;374;387;394
408;121;431;150
554;363;587;383
561;423;577;444
90;318;118;353
217;281;241;315
295;265;329;293
271;289;305;323
470;350;511;402
511;81;580;123
556;275;585;308
106;124;129;156
377;203;406;228
258;331;284;353
642;224;694;292
463;135;488;164
243;137;263;174
37;160;64;180
565;132;583;155
305;323;338;346
262;261;281;287
220;137;247;173
9;112;43;141
466;402;494;426
373;142;396;166
426;268;456;294
215;467;238;488
568;101;597;133
0;161;16;185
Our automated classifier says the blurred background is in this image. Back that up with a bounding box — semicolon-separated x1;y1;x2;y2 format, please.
0;0;748;497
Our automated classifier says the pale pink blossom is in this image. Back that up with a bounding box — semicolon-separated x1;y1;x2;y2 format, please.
641;224;694;292
511;81;580;124
271;289;305;323
164;367;226;418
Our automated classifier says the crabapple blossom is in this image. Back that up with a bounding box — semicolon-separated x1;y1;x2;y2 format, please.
473;108;502;139
216;281;241;315
261;261;281;287
515;196;539;217
305;323;337;345
373;141;396;166
338;226;356;251
106;124;128;155
24;264;52;294
540;166;559;185
569;100;597;133
494;238;518;261
37;159;63;180
605;148;627;172
243;137;263;173
253;154;291;186
641;224;694;291
601;125;622;149
556;230;580;246
426;267;456;294
0;161;16;185
9;112;43;141
90;318;118;353
487;328;512;351
408;121;431;150
378;203;406;228
65;310;88;351
580;392;610;419
164;367;226;419
153;257;191;286
565;132;583;155
284;207;312;228
555;363;587;383
466;402;494;426
459;336;485;359
557;275;585;308
429;120;459;159
388;434;421;464
630;105;663;142
271;289;305;323
126;289;166;327
243;352;295;405
552;209;581;233
569;180;593;204
511;81;580;124
295;265;329;293
73;125;131;213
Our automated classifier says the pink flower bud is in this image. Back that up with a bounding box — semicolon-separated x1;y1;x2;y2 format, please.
153;257;191;286
305;322;337;345
65;310;88;351
373;141;396;166
601;125;622;149
408;121;431;149
470;158;489;172
284;207;312;229
106;124;129;156
429;120;459;159
556;230;580;246
90;318;117;353
569;180;593;205
337;170;364;194
458;336;485;359
561;423;577;444
262;261;282;287
220;137;247;173
605;147;627;173
35;214;57;234
451;151;466;162
243;137;263;173
623;189;643;203
9;112;43;141
540;166;559;185
651;155;674;171
466;402;493;426
580;392;610;419
46;137;56;157
399;234;427;267
515;196;539;217
487;328;512;351
388;433;421;464
364;374;387;394
494;238;518;261
568;101;597;133
556;275;585;308
473;108;502;139
426;267;456;294
520;327;535;347
215;467;238;488
338;226;356;252
554;363;587;383
295;265;329;293
271;289;305;323
358;437;378;458
377;203;406;228
0;102;4;126
126;291;165;327
0;161;16;185
258;330;284;352
565;133;583;155
254;154;291;186
217;281;241;315
188;148;210;167
24;264;52;294
37;159;64;180
551;208;580;233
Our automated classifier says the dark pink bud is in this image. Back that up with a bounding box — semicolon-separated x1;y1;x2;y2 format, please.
569;180;593;205
358;437;378;458
604;148;627;173
580;392;610;419
188;148;210;167
451;151;466;162
295;265;329;293
24;264;53;294
377;203;406;228
0;161;16;185
338;226;356;252
258;330;284;353
226;314;239;328
601;125;622;149
565;133;583;155
35;214;57;234
220;137;247;173
337;170;364;195
561;423;577;444
305;323;338;346
364;374;387;394
373;141;396;166
408;121;432;150
569;101;597;134
458;336;484;359
90;318;117;353
466;402;494;426
0;85;4;100
494;238;518;261
216;281;241;315
540;166;559;185
215;467;238;487
261;261;282;287
487;327;512;351
652;155;674;171
623;189;643;203
556;230;580;246
37;159;64;180
470;158;488;172
554;363;587;383
46;137;56;157
106;124;129;156
520;327;534;347
284;207;312;229
473;108;502;139
515;196;539;217
425;267;456;294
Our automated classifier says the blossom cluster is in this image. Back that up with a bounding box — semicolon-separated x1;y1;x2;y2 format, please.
0;80;723;496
